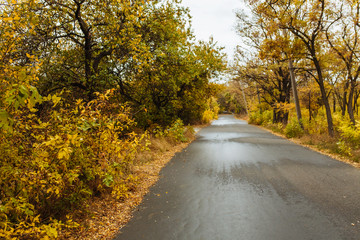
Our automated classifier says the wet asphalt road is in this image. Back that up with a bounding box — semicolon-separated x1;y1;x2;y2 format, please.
114;115;360;240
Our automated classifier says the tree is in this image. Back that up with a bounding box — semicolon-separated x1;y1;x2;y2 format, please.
233;57;292;124
112;2;226;125
218;81;248;114
325;0;360;125
24;0;150;100
2;0;226;126
0;1;43;130
249;0;336;136
234;9;293;124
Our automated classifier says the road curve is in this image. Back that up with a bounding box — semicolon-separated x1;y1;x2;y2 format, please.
114;115;360;240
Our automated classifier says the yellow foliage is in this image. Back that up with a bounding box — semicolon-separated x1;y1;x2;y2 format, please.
0;0;224;238
201;97;219;124
202;110;216;124
0;90;149;239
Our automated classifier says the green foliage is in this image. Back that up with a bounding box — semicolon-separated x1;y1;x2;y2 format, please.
11;0;226;126
152;119;192;143
285;117;304;138
166;119;188;142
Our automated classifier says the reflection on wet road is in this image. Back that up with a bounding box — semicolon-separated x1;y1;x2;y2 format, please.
114;115;360;240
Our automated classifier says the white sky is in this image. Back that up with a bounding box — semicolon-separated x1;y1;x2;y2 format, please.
180;0;248;61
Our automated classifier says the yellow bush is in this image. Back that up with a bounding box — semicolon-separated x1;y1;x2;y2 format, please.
337;117;360;147
202;109;215;124
248;110;272;125
0;89;149;239
285;117;304;138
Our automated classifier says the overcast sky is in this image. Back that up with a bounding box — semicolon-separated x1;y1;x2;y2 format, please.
180;0;248;61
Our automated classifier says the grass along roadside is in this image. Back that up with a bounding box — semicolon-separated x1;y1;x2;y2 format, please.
258;124;360;168
58;124;204;240
238;113;360;169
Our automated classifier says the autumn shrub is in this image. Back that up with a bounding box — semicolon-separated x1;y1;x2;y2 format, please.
199;97;220;124
152;118;195;144
0;88;149;239
266;122;284;134
303;109;328;134
248;111;260;125
167;119;194;143
248;110;272;125
163;119;186;142
337;118;360;147
335;140;353;156
202;109;215;124
285;117;304;138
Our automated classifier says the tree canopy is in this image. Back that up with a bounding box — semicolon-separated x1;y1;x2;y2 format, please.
0;1;226;238
233;0;360;137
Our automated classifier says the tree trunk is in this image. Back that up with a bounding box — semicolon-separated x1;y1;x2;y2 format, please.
256;85;262;113
319;81;334;136
288;59;303;128
240;84;249;115
342;91;347;116
273;109;277;124
348;83;356;125
308;91;312;122
354;90;360;116
314;58;334;137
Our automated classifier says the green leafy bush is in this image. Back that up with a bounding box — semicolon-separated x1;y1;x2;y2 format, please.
166;119;187;142
151;118;195;144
